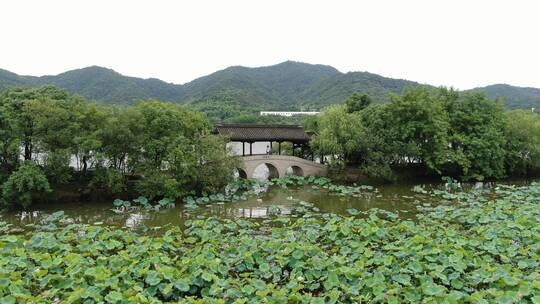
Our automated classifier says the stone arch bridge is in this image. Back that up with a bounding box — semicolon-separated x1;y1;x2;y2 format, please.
238;155;327;179
214;124;327;179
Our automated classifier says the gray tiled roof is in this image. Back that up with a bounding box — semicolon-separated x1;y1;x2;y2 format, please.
214;124;310;142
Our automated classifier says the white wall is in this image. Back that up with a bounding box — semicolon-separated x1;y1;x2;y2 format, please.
228;141;272;156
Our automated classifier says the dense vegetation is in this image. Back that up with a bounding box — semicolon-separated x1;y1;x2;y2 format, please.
311;88;540;181
1;182;539;303
1;62;538;111
471;84;540;111
187;95;307;124
0;86;238;209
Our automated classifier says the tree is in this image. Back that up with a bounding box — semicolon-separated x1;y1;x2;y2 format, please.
228;114;259;124
345;92;372;113
357;104;399;180
132;100;210;171
186;135;240;193
96;106;141;176
504;110;540;175
445;93;506;180
0;86;70;161
0;102;20;182
387;88;450;173
310;104;365;167
1;161;51;209
301;114;319;133
135;135;238;200
70;99;109;174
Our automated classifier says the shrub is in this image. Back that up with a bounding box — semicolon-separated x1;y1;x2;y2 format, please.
1;161;51;209
90;167;127;194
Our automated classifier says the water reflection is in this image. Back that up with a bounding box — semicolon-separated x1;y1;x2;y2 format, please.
1;178;537;231
125;213;145;228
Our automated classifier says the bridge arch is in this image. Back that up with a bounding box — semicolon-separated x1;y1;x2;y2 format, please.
240;155;327;180
285;165;304;177
253;163;280;180
236;168;248;179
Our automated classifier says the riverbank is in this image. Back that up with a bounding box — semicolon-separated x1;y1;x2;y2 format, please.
328;164;540;185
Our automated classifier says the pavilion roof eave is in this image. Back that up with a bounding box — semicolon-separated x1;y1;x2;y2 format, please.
214;124;312;143
232;138;310;143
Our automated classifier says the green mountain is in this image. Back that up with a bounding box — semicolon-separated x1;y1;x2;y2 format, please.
24;66;185;105
299;71;422;108
0;62;538;110
468;84;540;110
0;68;33;89
183;61;341;107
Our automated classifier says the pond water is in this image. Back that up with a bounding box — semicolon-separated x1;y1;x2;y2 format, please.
1;178;537;232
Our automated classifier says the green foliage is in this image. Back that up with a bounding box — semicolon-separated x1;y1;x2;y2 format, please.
445;92;507;180
504;110;540;175
135;169;186;201
90;168;126;194
300;70;423;108
310;104;365;167
471;84;540;110
313;88;523;181
41;149;72;184
0;86;71;162
1;161;51;209
185;135;240;193
0;86;239;205
0;66;185;105
189;95;256;123
0;101;19;182
179;176;371;211
345;92;372;113
125;101;237;199
1;183;540;302
188;92;314;125
270;175;374;197
356;104;398;180
384;88;452;174
112;196;175;213
130;100;210;170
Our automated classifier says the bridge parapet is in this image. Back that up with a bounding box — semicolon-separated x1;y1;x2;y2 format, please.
239;155;327;179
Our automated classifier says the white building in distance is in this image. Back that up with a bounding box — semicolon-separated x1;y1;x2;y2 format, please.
260;111;320;117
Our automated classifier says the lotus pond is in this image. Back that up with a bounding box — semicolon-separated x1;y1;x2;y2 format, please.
1;177;540;303
1;176;533;233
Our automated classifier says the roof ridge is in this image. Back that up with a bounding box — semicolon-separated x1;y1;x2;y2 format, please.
215;123;303;128
214;124;310;142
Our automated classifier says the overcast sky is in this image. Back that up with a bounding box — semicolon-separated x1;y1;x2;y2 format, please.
1;0;539;90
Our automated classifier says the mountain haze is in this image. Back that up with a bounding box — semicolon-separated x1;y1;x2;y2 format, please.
0;62;538;110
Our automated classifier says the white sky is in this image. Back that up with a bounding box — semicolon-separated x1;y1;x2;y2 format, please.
1;0;539;90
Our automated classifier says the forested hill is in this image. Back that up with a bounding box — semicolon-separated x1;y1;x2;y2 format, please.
0;62;539;110
0;66;185;105
469;84;540;110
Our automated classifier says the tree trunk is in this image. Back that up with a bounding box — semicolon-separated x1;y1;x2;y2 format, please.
24;142;32;160
82;155;88;173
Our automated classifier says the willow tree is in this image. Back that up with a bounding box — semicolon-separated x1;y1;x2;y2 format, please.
310;104;365;167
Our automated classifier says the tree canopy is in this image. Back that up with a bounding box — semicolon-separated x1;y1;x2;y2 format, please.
0;86;239;209
312;88;540;181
